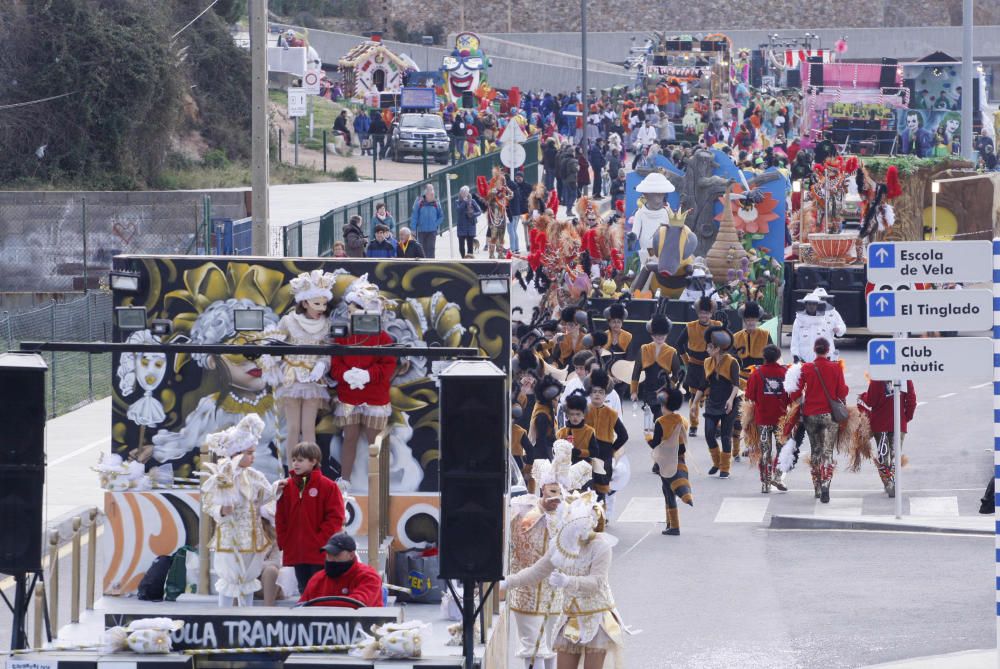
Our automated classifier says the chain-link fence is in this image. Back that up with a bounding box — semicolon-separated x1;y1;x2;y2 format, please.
282;137;541;257
0;191;249;292
0;292;113;417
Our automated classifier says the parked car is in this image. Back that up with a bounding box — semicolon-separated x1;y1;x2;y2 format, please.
390;113;450;164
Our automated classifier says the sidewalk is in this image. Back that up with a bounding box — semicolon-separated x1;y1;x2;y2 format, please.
769;512;993;535
863;648;996;668
44;397;110;523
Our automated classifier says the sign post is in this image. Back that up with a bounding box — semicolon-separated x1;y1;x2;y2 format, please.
866;240;994;519
288;88;307;167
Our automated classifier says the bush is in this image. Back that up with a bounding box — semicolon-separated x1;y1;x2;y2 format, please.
202;149;230;169
336;166;359;182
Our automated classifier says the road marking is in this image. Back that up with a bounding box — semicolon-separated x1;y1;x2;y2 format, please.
937;393;956;399
916;402;928;407
617;497;665;523
909;496;960;517
814;497;863;517
49;437;109;467
970;382;992;389
619;530;652;559
714;497;770;523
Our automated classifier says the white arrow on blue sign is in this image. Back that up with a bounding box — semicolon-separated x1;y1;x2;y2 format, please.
866;289;993;334
867;337;992;380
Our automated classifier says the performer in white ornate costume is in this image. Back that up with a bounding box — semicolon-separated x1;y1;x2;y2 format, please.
508;441;592;669
504;490;625;669
201;414;277;607
260;269;337;463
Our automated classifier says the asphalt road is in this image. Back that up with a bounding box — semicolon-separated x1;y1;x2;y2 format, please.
602;340;995;668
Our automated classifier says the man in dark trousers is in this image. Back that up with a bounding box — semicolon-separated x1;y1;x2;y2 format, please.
588;139;606;198
369;111;388;160
333;110;352;147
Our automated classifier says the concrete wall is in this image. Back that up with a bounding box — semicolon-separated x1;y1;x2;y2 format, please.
484;26;1000;65
392;0;1000;35
274;24;633;91
0;190;249;292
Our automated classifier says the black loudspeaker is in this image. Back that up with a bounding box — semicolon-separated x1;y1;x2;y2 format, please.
830;266;866;291
786;69;801;89
0;353;48;574
750;50;764;88
795;266;831;291
461;91;475;109
809;60;824;87
438;362;506;581
831;289;865;328
879;64;897;89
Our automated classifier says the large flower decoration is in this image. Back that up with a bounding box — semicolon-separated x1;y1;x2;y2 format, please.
716;185;779;234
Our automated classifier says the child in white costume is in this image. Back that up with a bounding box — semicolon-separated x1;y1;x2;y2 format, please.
508;441;593;669
260;269;337;461
504;491;625;669
201;414;277;607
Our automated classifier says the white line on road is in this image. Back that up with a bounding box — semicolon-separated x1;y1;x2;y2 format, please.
619;530;652;559
970;382;992;389
49;436;109;466
937;393;956;399
909;496;960;517
916;402;928;407
616;497;666;523
714;497;770;523
814;497;864;517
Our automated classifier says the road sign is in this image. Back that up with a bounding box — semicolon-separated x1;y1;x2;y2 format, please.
499;122;528;145
866;289;993;333
287;88;307;117
500;143;526;169
866;240;992;284
867;337;992;380
303;69;321;95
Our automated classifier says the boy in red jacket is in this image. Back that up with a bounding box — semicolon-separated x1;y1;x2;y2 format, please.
743;345;789;494
857;379;916;498
275;441;346;592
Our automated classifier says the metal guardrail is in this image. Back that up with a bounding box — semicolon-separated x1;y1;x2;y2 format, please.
282;136;540;257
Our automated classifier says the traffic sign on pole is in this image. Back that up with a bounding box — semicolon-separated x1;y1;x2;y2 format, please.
867;337;992;380
287;88;307;117
867;240;992;284
303;69;321;95
866;289;993;333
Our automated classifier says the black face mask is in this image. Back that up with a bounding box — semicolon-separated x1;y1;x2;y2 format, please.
325;558;354;579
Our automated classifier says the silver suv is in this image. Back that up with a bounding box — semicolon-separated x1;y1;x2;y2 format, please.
390;113;450;164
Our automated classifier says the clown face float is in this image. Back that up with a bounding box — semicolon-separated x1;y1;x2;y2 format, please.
441;32;488;105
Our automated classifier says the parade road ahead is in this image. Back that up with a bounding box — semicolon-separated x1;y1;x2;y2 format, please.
603;344;993;669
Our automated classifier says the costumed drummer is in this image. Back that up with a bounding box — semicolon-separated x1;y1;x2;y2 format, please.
731;302;774;461
201;414;277;607
604;302;634;403
629;314;682;430
702;326;742;479
648;387;694;536
508;442;593;669
676;297;722;437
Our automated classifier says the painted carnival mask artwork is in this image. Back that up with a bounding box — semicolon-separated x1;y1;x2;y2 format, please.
442;32;487;104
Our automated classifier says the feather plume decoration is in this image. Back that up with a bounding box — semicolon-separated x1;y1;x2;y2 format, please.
740;400;761;465
847;411;874;472
777;436;799;473
783;363;803;394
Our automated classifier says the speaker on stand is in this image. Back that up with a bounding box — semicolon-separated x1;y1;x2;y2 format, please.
0;352;51;651
437;360;507;669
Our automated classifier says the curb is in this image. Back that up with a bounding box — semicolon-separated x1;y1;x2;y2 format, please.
768;514;993;535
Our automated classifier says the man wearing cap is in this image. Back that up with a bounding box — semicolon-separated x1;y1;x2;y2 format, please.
790;290;846;363
299;533;384;608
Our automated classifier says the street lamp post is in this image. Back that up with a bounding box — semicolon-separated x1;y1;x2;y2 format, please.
422;35;434;72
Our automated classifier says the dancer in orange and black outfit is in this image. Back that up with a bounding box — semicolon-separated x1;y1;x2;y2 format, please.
676;297;722;437
702;326;741;479
585;369;628;512
648;387;693;535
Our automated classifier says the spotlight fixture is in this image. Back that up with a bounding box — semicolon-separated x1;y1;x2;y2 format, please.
109;270;141;293
150;319;173;337
479;276;510;296
351;311;383;336
233;307;266;332
115;306;148;331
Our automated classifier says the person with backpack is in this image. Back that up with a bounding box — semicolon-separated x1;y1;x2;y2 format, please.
410;184;444;258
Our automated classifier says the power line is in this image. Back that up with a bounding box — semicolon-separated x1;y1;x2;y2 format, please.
171;0;220;41
0;92;74;111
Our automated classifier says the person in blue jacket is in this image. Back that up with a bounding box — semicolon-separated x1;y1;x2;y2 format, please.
365;224;397;258
354;112;371;156
410;184;444;258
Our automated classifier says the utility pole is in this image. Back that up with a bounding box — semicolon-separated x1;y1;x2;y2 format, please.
581;0;587;110
250;0;270;256
961;0;974;161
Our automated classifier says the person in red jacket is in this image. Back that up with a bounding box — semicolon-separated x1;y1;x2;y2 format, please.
743;345;789;494
275;441;346;592
857;379;916;498
330;277;398;488
784;337;849;503
299;532;384;608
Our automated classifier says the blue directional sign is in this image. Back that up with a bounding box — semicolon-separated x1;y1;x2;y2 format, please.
869;243;895;269
867;292;895;317
868;340;896;365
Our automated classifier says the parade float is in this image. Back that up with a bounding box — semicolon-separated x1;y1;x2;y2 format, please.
439;32;494;110
637;32;732;103
338;33;414;102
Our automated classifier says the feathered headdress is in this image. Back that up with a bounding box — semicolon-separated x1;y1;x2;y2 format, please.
205;414;265;458
290;269;337;303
